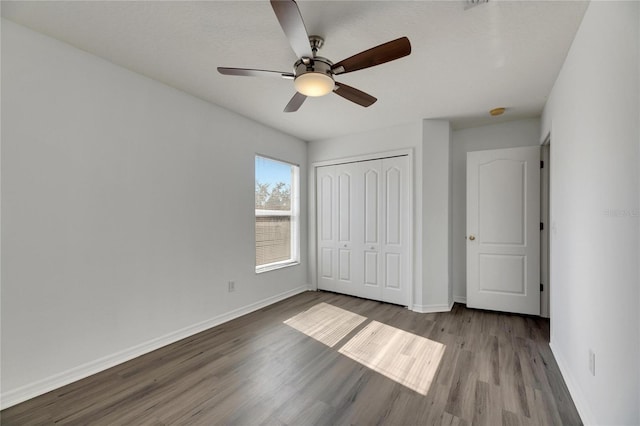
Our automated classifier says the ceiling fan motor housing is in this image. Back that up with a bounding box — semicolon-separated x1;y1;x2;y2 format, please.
293;57;335;96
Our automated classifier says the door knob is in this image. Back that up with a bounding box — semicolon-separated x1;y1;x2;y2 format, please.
469;235;476;241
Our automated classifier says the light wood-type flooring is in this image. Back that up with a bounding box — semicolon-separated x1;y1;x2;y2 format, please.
1;291;582;425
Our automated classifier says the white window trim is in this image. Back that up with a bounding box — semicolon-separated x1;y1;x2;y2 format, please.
256;259;300;274
256;209;292;216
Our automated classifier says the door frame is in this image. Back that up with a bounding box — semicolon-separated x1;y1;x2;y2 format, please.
309;149;415;310
540;135;551;318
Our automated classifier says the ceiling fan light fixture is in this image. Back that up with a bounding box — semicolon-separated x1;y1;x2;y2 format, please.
294;72;335;97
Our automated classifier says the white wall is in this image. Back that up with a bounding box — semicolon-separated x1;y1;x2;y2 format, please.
421;120;452;310
541;2;639;424
1;20;308;408
451;119;540;303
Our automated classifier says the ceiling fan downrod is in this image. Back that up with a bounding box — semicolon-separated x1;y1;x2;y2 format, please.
309;35;324;57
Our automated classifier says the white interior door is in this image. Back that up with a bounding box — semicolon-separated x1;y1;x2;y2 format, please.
466;146;540;315
316;156;409;306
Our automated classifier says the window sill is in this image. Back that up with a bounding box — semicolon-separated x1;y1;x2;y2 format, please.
256;260;300;274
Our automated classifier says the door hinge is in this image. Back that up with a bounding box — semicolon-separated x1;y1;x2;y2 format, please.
540;222;544;231
540;160;544;168
540;283;544;291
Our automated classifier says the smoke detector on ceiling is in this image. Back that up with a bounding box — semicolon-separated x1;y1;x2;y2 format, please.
490;107;506;116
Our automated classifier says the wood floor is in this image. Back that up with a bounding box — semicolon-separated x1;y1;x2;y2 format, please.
1;291;582;425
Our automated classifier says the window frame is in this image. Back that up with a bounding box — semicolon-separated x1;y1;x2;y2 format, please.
255;155;300;274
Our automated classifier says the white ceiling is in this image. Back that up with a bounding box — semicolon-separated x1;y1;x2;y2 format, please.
1;0;588;142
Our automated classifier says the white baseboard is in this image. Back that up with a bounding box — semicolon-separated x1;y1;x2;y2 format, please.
412;300;454;313
549;341;595;425
453;296;467;304
1;285;310;410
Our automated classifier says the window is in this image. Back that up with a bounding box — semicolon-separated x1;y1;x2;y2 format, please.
255;155;300;272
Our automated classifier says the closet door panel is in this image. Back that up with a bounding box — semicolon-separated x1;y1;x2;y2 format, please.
385;253;401;289
317;166;337;292
334;164;360;296
364;251;379;285
358;161;382;299
338;249;351;281
381;156;410;305
385;166;402;245
320;248;333;279
338;172;351;243
364;169;379;244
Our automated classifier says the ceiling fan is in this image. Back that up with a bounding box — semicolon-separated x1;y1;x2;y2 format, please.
218;0;411;112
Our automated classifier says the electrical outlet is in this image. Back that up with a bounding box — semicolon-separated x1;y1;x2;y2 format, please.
589;349;596;376
228;281;235;292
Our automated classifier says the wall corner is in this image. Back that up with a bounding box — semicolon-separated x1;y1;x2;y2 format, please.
421;119;453;308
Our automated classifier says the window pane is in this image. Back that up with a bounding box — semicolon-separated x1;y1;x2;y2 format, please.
255;156;292;211
255;155;299;270
256;216;291;265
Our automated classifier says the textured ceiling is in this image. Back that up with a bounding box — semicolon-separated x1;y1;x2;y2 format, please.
1;1;589;142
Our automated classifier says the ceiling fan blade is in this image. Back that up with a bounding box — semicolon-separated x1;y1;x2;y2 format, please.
332;37;411;75
284;92;307;112
333;82;377;107
217;67;294;79
270;0;313;59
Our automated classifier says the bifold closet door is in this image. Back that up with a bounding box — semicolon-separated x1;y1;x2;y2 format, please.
317;164;338;293
316;161;380;299
316;156;409;306
379;156;410;305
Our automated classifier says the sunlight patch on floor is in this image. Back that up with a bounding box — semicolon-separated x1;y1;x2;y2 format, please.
285;303;445;395
338;320;445;395
284;302;367;347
